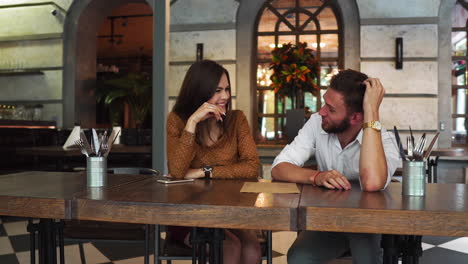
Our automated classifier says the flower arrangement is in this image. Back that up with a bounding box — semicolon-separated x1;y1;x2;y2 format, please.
269;42;320;108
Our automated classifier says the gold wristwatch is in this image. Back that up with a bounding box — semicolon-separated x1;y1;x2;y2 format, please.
362;121;382;132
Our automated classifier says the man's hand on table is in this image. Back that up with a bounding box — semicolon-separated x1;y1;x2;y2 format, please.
314;170;351;190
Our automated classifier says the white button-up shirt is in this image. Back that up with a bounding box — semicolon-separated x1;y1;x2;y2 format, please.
272;113;401;188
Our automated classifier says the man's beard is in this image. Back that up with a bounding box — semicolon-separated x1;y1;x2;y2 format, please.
322;117;351;134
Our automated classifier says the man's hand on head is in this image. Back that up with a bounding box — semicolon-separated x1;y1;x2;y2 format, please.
362;78;385;118
313;170;351;190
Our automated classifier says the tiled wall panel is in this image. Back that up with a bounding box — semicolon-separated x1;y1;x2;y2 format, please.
170;0;238;24
357;0;439;19
0;39;63;69
361;61;438;94
169;63;236;97
170;30;236;62
361;25;437;58
0;5;63;41
0;70;62;100
0;0;72;10
380;98;438;130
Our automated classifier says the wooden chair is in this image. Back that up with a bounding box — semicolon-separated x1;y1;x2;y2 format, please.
154;225;273;264
62;167;159;264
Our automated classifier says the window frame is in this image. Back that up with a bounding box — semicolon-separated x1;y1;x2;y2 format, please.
451;0;468;147
252;0;344;144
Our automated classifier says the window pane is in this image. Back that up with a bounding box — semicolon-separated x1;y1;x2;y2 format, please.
274;1;295;32
317;7;338;30
320;34;339;57
320;89;326;107
277;96;294;114
278;117;285;139
257;90;276;114
455;117;467;132
299;35;317;56
452;31;466;56
258;7;279;32
456;89;468;115
299;13;317;31
277;96;285;114
452;60;466;85
304;92;318;113
320;62;339;87
279;21;294;32
304;7;319;15
300;0;324;8
284;96;293;111
278;35;297;45
256;63;273;87
452;1;468;27
258;117;276;141
452;117;468;144
257;35;275;60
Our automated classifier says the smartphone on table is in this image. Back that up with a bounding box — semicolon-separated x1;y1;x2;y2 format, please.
157;179;194;184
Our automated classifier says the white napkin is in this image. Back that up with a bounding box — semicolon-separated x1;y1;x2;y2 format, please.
62;125;81;150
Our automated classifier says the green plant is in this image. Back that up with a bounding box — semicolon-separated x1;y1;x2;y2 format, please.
97;72;152;128
270;42;320;109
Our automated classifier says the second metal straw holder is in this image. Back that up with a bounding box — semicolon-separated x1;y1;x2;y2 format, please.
402;160;426;196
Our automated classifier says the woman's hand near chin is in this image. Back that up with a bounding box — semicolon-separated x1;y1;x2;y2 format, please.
185;102;225;133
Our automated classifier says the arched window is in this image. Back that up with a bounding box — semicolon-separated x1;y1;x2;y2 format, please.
451;0;468;146
254;0;342;144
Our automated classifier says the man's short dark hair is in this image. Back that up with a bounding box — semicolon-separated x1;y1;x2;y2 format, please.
329;69;368;114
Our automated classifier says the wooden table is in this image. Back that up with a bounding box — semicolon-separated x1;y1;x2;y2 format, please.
299;183;468;264
0;172;300;231
298;182;468;236
0;171;149;264
73;178;301;231
1;172;468;263
427;148;468;183
0;173;300;264
72;178;300;264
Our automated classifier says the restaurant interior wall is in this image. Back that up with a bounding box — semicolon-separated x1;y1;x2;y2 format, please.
0;0;446;137
168;0;238;113
0;0;73;127
0;0;466;176
358;0;441;146
234;0;444;177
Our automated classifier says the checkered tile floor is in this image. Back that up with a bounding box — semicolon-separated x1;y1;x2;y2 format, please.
0;216;467;263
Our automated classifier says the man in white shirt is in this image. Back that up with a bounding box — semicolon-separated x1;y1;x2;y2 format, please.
271;69;400;264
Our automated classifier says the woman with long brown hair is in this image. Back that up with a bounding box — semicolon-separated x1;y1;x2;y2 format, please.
166;60;261;264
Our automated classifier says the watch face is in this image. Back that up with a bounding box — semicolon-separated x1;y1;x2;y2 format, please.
374;121;382;130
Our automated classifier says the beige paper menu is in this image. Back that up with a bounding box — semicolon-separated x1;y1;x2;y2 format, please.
240;182;300;194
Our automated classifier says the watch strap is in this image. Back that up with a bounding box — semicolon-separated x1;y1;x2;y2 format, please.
362;121;381;131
